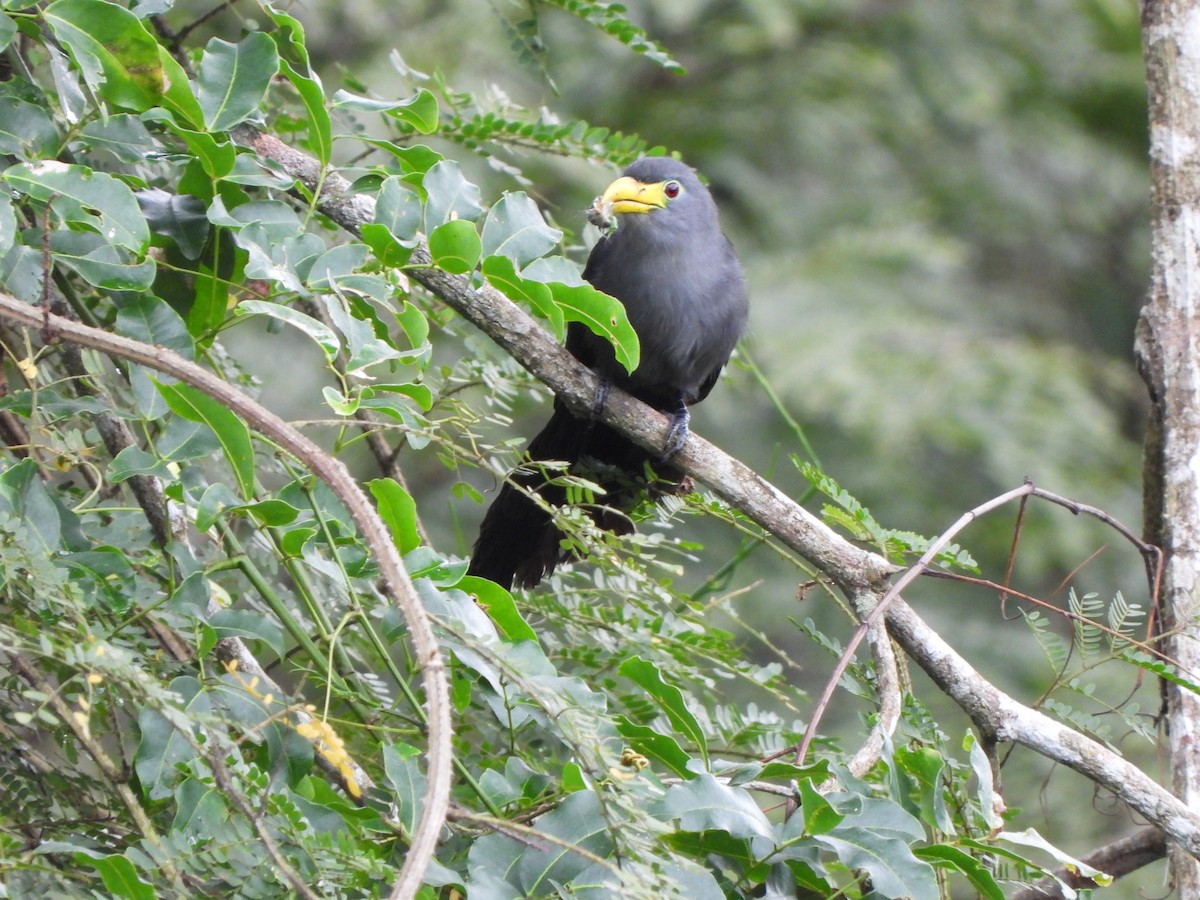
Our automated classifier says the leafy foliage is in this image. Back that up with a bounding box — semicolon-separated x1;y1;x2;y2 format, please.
802;462;978;571
492;0;683;81
0;0;1170;897
1021;589;1159;744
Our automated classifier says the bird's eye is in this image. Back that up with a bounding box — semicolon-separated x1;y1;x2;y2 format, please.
663;181;681;199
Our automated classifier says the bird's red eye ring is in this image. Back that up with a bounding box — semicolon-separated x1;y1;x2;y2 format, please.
664;181;681;199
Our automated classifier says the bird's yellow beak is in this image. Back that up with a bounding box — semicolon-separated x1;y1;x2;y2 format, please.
599;176;669;214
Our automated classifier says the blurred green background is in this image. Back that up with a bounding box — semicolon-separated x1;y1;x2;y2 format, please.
224;0;1159;888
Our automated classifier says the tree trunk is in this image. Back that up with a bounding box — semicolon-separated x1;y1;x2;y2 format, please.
1139;2;1200;895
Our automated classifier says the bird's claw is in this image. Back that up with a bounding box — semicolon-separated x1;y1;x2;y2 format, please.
591;376;611;421
661;404;690;459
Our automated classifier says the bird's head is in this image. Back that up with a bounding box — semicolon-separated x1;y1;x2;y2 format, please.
587;158;716;241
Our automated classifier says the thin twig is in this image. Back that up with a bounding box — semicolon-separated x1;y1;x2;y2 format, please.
294;295;432;546
1001;491;1029;614
172;0;238;45
208;748;321;900
925;569;1190;677
790;480;1164;768
447;806;622;876
7;653;183;888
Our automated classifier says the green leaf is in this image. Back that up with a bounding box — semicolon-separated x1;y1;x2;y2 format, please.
546;0;684;70
332;87;439;133
428;218;481;275
996;829;1113;886
264;5;313;66
163;125;237;180
374;176;423;245
798;777;842;836
964;730;1003;830
190;262;235;337
137;189;210;260
460;575;538;643
108;446;173;483
367;478;420;554
383;743;427;835
379;382;431;416
422;159;483;228
156;381;255;500
361;139;443;176
480;192;562;267
166;572;212;617
135;676;209;800
361;224;413;267
0;14;14;53
615;716;694;778
392;88;439;133
6;160;150;253
317;294;407;373
43;0;162;112
1;244;44;303
0;97;59;159
114;294;194;358
305;242;370;289
549;280;640;375
280;526;315;558
562;761;587;793
281;60;331;166
0;195;14;255
81;853;155;900
194;482;240;531
234;498;301;527
76;114;162;163
618;656;707;765
657;774;776;850
394;300;430;349
832;792;926;840
468;790;613;894
48;231;156;291
482;254;562;336
210;608;287;658
157;44;206;127
894;745;954;833
1122;650;1200;694
915;845;1004;900
236;300;339;362
757;759;832;783
814;826;939;900
172;777;229;840
197;34;280;131
47;42;88;124
157;416;220;461
0;458;61;552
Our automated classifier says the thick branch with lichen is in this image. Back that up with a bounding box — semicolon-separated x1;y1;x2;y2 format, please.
1139;0;1200;892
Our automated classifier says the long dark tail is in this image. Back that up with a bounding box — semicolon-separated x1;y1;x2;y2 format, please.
467;402;681;590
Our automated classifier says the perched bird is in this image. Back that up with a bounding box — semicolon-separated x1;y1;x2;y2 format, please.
468;157;748;589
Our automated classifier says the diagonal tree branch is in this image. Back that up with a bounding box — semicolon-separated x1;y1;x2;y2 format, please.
232;126;893;595
224;125;1200;863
